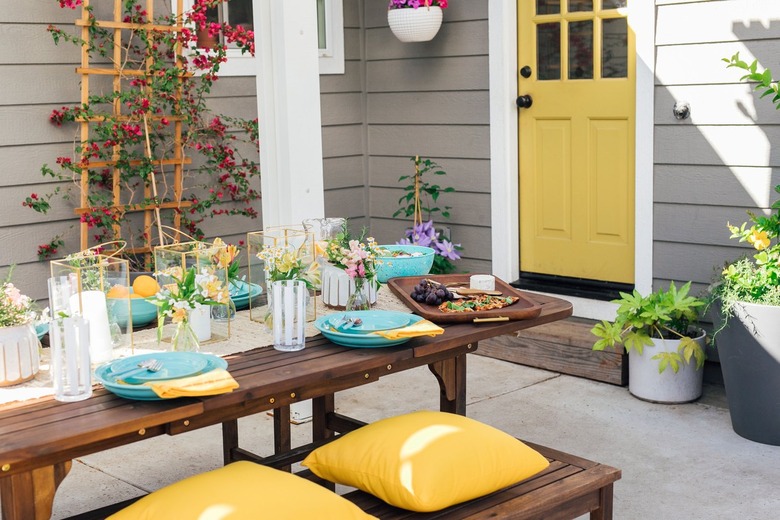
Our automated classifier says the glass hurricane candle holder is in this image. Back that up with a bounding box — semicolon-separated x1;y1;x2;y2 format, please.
50;255;131;364
153;241;231;345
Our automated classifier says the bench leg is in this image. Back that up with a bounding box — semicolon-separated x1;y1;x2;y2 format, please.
590;483;614;520
429;352;468;415
222;419;239;465
0;461;71;520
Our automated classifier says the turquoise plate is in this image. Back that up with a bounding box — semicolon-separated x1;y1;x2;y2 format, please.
95;352;228;401
35;322;49;340
314;312;423;348
229;281;263;311
108;352;209;384
326;311;411;335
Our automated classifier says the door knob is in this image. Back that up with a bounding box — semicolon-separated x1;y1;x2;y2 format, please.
520;66;532;78
516;95;533;109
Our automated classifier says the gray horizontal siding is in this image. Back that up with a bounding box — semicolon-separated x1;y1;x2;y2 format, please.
653;0;780;292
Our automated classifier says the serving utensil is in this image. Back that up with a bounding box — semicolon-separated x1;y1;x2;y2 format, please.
111;359;163;380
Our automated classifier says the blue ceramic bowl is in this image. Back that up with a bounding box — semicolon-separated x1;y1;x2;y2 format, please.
110;290;158;328
375;245;435;283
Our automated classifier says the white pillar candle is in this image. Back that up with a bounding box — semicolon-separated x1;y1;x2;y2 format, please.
273;281;283;346
284;283;294;343
70;290;113;364
189;305;212;342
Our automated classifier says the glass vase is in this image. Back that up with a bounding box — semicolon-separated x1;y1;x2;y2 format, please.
171;320;200;352
346;277;371;312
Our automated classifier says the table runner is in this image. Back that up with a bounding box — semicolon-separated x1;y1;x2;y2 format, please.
0;288;411;407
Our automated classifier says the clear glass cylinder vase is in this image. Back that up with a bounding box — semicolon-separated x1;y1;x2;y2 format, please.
346;277;371;312
50;316;92;401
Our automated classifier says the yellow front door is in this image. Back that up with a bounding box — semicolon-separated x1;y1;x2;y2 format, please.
518;0;635;284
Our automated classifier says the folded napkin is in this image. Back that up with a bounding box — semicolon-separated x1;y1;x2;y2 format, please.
147;368;239;399
373;319;444;340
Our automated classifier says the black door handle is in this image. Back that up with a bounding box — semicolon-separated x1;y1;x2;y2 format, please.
516;95;533;109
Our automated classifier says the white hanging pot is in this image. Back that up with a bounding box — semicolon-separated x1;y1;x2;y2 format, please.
388;6;443;43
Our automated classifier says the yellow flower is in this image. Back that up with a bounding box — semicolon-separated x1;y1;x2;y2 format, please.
170;307;188;323
214;244;237;269
276;251;298;274
748;229;770;250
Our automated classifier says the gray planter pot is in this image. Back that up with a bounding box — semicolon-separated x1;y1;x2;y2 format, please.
717;301;780;446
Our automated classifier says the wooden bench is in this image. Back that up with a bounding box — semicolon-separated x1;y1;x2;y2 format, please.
67;439;619;520
340;441;621;520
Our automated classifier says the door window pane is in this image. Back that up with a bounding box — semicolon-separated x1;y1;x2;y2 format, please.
537;23;561;80
602;18;628;78
536;0;560;15
568;21;593;79
568;0;592;12
602;0;627;8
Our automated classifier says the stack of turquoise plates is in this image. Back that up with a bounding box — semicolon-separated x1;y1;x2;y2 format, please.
95;352;227;400
314;310;422;348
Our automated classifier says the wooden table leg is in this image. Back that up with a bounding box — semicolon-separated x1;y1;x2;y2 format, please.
222;419;239;465
428;352;468;415
0;461;71;520
312;394;335;442
273;405;292;472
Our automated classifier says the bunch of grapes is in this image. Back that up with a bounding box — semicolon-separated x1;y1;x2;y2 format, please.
410;279;456;306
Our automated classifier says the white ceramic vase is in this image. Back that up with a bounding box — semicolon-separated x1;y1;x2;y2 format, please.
388;6;443;43
321;263;378;308
0;322;41;387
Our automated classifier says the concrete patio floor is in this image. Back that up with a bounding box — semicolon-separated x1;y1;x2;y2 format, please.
42;354;780;520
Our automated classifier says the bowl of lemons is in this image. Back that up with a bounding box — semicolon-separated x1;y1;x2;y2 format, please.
107;274;160;329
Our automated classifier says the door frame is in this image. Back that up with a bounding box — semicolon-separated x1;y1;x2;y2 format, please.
487;0;654;320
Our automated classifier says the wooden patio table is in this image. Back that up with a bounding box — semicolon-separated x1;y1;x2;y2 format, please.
0;292;572;520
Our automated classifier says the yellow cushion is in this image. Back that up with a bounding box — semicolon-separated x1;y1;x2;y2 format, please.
302;410;549;513
108;461;375;520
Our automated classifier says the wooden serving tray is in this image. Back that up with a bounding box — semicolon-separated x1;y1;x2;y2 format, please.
386;274;543;323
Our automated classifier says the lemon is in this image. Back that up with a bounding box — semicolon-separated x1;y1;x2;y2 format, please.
132;275;160;297
106;284;129;299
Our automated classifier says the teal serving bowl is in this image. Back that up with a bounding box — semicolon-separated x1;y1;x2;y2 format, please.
110;290;158;328
375;245;435;283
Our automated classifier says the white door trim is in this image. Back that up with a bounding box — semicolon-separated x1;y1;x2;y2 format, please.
487;0;654;320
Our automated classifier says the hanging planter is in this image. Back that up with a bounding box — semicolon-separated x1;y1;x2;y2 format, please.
388;1;445;43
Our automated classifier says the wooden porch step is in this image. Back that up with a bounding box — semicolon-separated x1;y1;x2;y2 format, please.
476;317;628;386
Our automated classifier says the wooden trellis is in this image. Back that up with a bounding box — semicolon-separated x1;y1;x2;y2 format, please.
74;0;191;264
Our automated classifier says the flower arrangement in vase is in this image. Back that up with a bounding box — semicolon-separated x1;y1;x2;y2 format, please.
152;265;229;352
387;0;449;43
322;223;382;311
395;156;461;274
0;268;42;386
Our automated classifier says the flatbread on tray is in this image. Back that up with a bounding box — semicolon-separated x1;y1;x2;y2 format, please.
438;295;519;313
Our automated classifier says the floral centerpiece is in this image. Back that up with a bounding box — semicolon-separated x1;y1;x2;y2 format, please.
256;247;320;291
152;266;228;351
0;268;41;386
324;224;381;310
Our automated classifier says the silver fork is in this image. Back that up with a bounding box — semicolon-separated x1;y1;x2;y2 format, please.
337;316;363;331
112;359;163;380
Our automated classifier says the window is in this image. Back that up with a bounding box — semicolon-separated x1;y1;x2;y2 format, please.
184;0;344;76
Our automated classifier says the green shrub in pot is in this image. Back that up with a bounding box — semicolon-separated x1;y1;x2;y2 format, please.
591;282;706;374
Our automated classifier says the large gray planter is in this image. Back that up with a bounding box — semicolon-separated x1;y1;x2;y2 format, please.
717;301;780;446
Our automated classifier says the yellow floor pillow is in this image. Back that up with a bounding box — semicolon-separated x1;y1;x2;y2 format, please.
108;461;375;519
302;410;550;513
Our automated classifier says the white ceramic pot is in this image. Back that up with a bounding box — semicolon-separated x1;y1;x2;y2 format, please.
628;332;705;404
321;263;378;308
388;6;443;43
0;322;41;387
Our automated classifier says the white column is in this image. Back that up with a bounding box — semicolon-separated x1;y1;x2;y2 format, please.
253;0;326;229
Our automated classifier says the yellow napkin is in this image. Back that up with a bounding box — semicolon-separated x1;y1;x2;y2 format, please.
147;368;239;399
373;319;444;340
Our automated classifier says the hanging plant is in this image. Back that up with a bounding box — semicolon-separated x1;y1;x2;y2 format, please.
387;0;448;43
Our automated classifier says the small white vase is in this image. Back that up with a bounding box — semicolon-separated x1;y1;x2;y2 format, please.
388;6;443;43
321;263;378;308
189;305;212;342
0;322;41;387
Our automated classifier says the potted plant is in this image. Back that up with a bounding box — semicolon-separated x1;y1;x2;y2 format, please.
394;156;461;274
706;54;780;446
591;282;707;403
387;0;448;43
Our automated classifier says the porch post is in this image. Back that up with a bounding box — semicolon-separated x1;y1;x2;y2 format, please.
253;0;326;228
